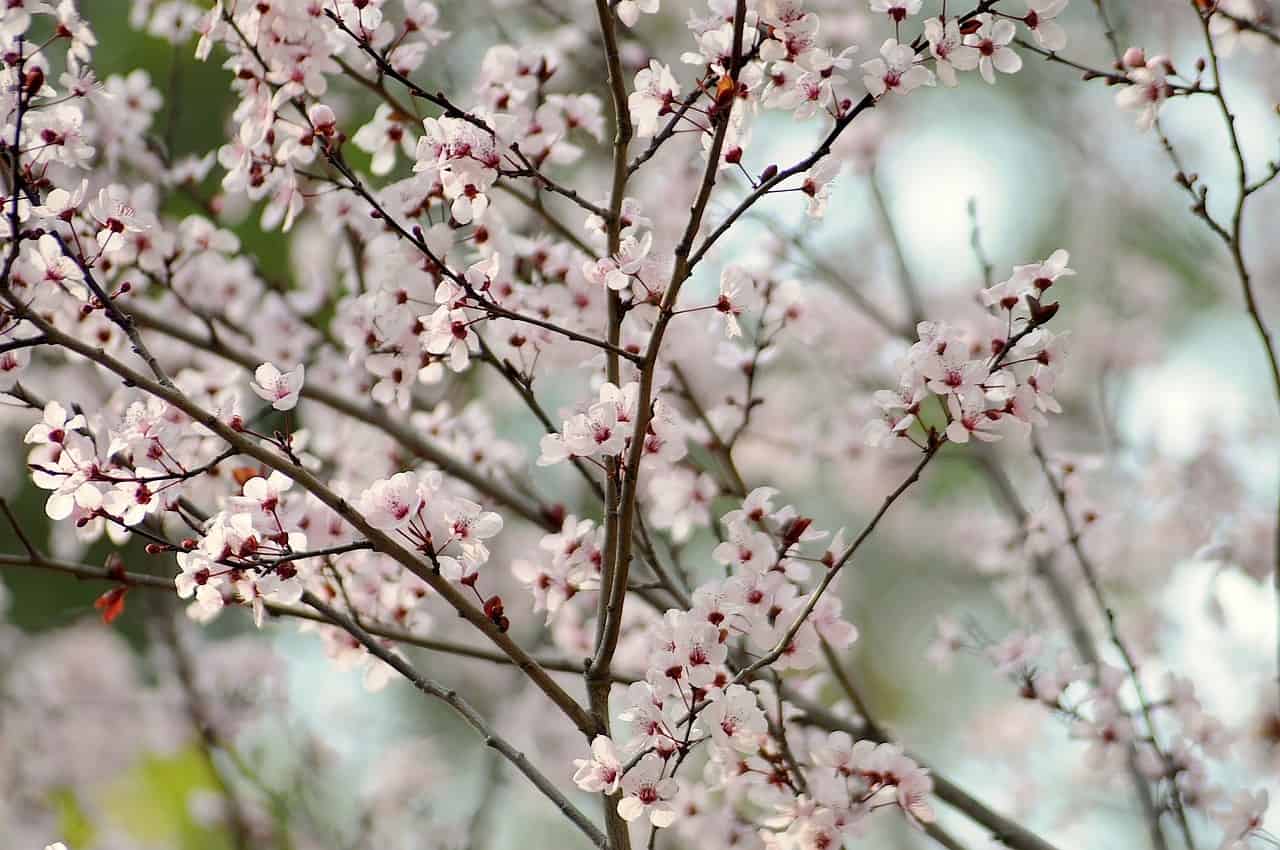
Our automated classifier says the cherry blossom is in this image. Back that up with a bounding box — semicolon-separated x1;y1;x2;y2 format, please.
4;2;1278;847
801;158;840;218
617;0;660;29
1116;54;1173;131
965;15;1023;84
572;735;622;794
861;39;935;98
715;265;759;338
538;382;636;465
358;473;425;531
924;17;980;87
24;234;84;295
353;104;418;176
1023;0;1070;51
1215;789;1269;850
249;362;305;411
421;306;476;372
705;684;768;752
630;61;681;138
870;0;923;22
618;753;679;827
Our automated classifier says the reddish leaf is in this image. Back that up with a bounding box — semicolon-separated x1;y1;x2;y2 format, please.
715;75;736;106
94;586;128;625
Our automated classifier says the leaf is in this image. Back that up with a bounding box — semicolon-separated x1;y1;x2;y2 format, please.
50;787;96;849
94;586;128;625
715;75;736;106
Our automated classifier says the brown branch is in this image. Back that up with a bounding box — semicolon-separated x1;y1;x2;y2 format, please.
301;591;608;848
592;0;749;683
1194;4;1280;706
324;9;611;222
738;440;941;679
0;498;40;561
0;553;639;685
0;292;599;738
589;3;641;845
122;300;553;530
970;450;1168;850
687;0;999;273
1214;8;1280;46
493;182;596;255
1031;437;1193;848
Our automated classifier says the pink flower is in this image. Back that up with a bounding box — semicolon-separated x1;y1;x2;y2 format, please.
705;684;767;753
965;16;1022;85
573;735;622;793
618;753;679;827
250;362;305;411
358;473;425;531
861;39;935;98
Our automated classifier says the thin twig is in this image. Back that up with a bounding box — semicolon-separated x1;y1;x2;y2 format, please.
0;295;599;738
301;591;608;848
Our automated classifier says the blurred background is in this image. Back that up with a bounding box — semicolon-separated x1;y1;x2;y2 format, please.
3;1;1280;849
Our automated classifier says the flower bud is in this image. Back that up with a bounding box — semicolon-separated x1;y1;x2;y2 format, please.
309;103;337;136
1122;46;1146;69
23;66;44;95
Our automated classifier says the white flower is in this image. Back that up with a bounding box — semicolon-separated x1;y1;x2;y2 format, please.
869;0;922;22
630;60;679;138
352;103;416;175
175;551;227;623
1116;57;1171;131
965;15;1022;84
861;39;935;98
945;393;1003;444
924;17;979;87
573;735;622;793
438;497;503;575
103;473;162;526
1010;249;1075;294
0;344;30;390
617;753;678;827
616;0;658;28
88;185;148;254
358;472;425;530
229;470;294;518
705;684;767;753
800;158;840;219
421;305;475;372
1024;0;1069;52
716;265;759;338
25;401;85;446
26;234;85;295
249;362;305;411
538;382;636;465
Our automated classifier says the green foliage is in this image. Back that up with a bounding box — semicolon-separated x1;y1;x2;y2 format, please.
100;747;235;850
51;787;96;849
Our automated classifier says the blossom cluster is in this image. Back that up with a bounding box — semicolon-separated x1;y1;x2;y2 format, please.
567;488;921;843
936;624;1272;844
867;250;1071;448
3;0;1279;848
